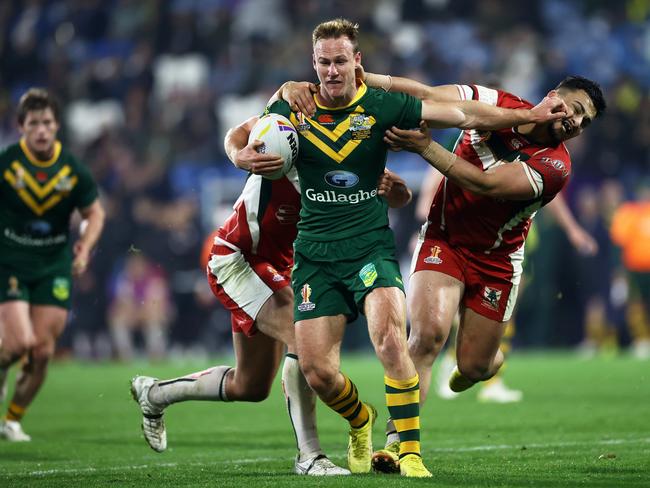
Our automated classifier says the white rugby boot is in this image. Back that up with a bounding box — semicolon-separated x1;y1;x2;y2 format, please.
0;420;31;442
477;377;523;403
294;454;351;475
130;376;167;452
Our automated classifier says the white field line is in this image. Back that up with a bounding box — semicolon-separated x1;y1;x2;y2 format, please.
9;437;650;478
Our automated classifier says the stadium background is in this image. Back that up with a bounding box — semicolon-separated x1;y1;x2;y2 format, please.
1;0;649;358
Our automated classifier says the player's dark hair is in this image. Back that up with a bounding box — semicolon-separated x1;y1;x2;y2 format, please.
312;18;360;53
17;88;61;125
556;76;606;117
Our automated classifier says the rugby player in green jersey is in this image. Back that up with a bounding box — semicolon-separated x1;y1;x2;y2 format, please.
0;89;105;441
261;18;567;477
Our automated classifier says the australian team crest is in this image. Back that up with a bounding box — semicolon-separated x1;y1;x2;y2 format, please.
52;277;70;301
359;263;378;288
298;283;315;312
7;276;22;298
348;114;372;140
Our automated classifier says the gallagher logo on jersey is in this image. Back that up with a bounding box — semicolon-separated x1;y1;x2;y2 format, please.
324;170;359;188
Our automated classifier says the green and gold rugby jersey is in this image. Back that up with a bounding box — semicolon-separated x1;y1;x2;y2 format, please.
0;139;98;279
267;83;422;241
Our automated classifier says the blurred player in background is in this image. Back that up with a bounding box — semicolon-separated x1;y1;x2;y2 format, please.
362;71;605;471
272;17;565;477
130;113;412;476
0;88;105;441
610;183;650;359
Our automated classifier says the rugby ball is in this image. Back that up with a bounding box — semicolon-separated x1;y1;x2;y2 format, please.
248;113;299;180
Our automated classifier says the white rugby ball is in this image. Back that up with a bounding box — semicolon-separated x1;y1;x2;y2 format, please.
248;113;299;180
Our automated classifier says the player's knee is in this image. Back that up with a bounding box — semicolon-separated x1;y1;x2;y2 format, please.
457;361;491;382
408;327;446;361
2;337;33;360
372;324;408;370
299;360;336;396
242;383;272;402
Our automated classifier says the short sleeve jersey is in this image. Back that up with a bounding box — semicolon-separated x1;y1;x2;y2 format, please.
267;83;422;241
0;139;98;277
216;167;301;270
428;85;572;255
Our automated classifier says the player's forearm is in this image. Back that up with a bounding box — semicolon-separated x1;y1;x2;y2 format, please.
419;140;495;196
453;101;535;131
365;72;461;103
224;126;250;167
78;200;105;250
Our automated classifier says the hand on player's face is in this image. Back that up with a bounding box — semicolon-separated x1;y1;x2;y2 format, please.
283;81;317;118
384;120;432;154
237;140;284;175
530;93;568;124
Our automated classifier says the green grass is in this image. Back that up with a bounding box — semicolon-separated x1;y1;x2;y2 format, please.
1;353;649;487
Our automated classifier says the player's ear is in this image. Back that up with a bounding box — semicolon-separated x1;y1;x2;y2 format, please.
354;51;362;66
312;53;317;70
547;89;559;98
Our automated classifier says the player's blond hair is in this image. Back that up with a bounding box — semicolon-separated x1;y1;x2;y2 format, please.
312;18;360;53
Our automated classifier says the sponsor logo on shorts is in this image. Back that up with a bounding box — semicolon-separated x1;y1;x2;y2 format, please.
424;246;443;265
324;170;359;188
7;276;21;298
511;138;523;150
267;266;285;282
359;263;378;288
298;283;315;312
481;286;502;312
52;277;70;301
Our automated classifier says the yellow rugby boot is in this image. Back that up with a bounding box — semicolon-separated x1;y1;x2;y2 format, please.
347;403;376;473
449;366;476;393
399;454;432;478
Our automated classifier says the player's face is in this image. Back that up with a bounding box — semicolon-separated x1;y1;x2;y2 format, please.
548;89;597;144
19;108;60;157
313;36;361;105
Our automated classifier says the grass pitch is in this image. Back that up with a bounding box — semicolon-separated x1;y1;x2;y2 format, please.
0;353;648;487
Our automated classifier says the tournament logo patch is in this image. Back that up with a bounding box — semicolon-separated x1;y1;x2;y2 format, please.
298;284;316;312
359;263;378;288
424;246;443;265
296;112;311;132
7;276;22;298
348;114;372;140
267;266;285;282
52;277;70;301
481;286;502;312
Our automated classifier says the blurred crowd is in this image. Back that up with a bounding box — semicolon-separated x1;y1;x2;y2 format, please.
0;0;648;359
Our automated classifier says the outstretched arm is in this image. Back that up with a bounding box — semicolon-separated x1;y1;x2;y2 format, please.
363;70;567;131
224;116;285;176
384;121;537;201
